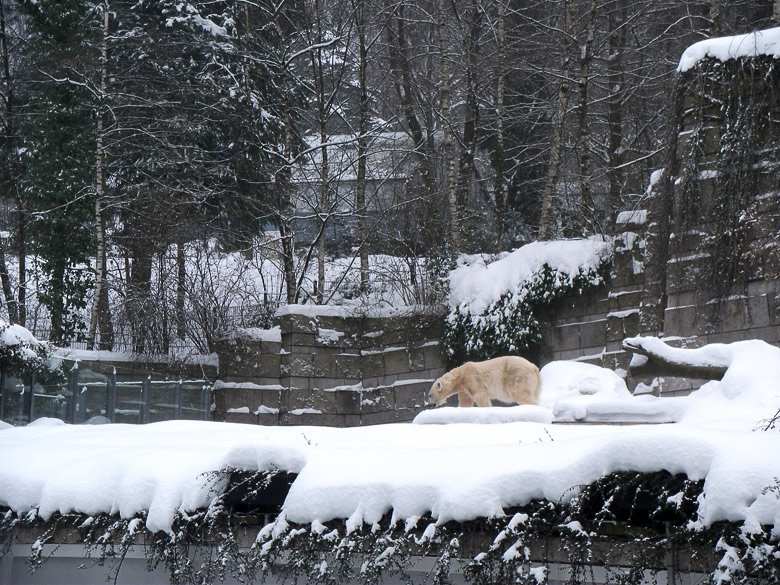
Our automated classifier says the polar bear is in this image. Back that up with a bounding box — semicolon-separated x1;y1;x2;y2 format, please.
427;355;541;407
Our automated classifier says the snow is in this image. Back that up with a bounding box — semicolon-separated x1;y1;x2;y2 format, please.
678;27;780;72
1;337;780;537
449;237;610;316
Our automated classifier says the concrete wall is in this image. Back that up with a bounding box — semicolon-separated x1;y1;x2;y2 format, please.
213;310;445;426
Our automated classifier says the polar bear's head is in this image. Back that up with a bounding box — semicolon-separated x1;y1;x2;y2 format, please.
427;369;460;406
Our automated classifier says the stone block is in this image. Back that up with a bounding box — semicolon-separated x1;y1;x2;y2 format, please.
281;388;314;412
334;354;362;379
284;354;316;377
358;388;394;413
287;332;317;348
254;354;281;378
711;296;749;333
312;390;338;412
256;413;279;426
607;290;643;312
336;389;362;413
259;388;282;410
548;323;581;351
769;292;780;326
423;343;445;371
224;412;258;425
747;325;780;344
280;412;345;427
394;384;427;410
383;348;410;376
393;408;420;423
579;320;607;348
361;352;385;378
748;294;770;328
360;411;399;426
312;377;357;391
312;353;338;378
663;305;697;337
283;376;311;391
287;314;318;334
407;346;426;372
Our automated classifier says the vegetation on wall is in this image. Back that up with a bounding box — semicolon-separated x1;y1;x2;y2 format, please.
2;469;777;585
674;55;780;304
442;260;610;366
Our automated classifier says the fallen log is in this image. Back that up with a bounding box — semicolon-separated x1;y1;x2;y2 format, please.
622;337;728;380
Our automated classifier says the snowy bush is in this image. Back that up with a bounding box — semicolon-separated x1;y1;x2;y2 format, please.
0;320;60;382
443;239;611;364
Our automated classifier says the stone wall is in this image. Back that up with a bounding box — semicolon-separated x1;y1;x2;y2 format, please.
640;56;780;360
213;309;445;426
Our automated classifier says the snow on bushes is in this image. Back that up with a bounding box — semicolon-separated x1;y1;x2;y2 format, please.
0;320;60;382
443;238;612;364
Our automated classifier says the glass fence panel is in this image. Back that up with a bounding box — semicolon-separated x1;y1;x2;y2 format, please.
1;376;27;425
34;382;69;421
1;368;211;426
182;381;211;421
114;381;145;424
149;381;176;423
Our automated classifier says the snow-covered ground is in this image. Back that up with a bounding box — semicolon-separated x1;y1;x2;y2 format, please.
1;336;780;538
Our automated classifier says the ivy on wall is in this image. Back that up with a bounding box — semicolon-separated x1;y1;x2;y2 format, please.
442;261;610;366
2;470;778;585
674;56;780;300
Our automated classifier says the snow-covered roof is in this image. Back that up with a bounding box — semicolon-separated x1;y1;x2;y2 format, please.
678;26;780;72
2;337;780;537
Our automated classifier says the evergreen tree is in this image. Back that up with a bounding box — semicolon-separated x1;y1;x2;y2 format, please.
18;0;99;344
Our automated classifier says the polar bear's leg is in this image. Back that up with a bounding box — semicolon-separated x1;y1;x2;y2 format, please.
473;390;491;407
458;391;474;407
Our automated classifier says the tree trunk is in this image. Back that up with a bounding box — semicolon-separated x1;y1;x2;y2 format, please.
455;0;481;216
280;55;297;305
128;244;152;354
176;235;186;340
538;0;573;241
87;0;110;350
493;1;507;251
0;0;17;324
606;0;626;222
709;0;722;36
387;4;439;251
576;0;597;231
436;0;459;254
356;0;370;293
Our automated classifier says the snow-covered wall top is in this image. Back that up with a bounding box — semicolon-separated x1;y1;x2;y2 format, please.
449;237;611;317
678;26;780;72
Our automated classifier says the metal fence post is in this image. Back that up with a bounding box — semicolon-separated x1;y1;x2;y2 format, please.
75;378;86;424
0;362;5;422
22;373;34;424
106;368;116;422
201;384;210;421
174;380;182;420
67;364;78;424
141;376;150;424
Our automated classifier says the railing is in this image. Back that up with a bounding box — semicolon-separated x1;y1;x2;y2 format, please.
0;365;211;426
